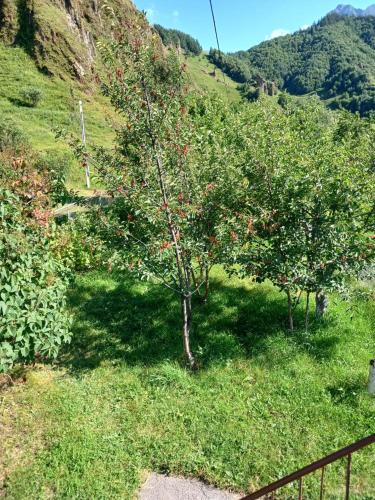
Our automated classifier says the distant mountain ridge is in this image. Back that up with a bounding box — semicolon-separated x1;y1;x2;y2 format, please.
209;14;375;115
331;4;375;16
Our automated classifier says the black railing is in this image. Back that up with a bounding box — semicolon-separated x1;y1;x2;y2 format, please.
240;434;375;500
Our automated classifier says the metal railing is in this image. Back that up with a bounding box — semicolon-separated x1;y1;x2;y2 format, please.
240;434;375;500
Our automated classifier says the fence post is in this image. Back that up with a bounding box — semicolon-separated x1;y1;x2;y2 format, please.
79;100;91;189
345;454;352;500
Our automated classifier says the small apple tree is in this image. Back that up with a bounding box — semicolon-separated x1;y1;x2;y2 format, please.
92;22;242;367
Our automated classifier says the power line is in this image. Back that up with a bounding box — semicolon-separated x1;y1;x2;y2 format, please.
209;0;222;53
208;0;228;92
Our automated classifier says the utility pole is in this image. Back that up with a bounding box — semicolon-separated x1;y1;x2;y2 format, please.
79;100;91;189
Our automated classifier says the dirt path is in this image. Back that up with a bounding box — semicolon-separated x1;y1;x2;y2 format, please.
139;473;242;500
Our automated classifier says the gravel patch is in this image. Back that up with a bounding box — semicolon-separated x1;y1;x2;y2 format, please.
139;473;242;500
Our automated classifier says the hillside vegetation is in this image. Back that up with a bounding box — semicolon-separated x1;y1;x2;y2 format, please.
154;24;202;55
213;14;375;114
0;1;240;190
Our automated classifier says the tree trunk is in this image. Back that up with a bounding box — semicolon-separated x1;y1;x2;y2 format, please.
305;292;310;331
203;265;209;304
315;291;328;317
181;294;196;369
286;290;294;331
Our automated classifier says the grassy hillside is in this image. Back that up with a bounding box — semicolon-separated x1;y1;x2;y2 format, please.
0;42;117;190
0;0;138;80
1;268;374;498
0;42;241;191
186;54;241;103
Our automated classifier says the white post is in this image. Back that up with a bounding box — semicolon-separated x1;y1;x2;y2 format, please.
79;100;91;189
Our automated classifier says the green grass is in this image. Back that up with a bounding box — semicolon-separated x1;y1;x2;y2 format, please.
1;268;374;499
186;54;241;103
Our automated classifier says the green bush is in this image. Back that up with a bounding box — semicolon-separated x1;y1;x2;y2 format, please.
0;119;29;153
20;87;43;107
53;211;111;272
0;190;72;372
38;151;72;205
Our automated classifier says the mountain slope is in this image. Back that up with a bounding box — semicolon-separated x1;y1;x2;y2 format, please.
0;0;139;80
0;1;240;190
212;14;375;114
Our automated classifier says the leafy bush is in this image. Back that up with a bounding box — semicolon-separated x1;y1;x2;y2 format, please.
0;119;29;154
38;151;72;205
0;121;71;207
52;211;111;272
20;87;43;107
238;83;261;101
0;190;72;372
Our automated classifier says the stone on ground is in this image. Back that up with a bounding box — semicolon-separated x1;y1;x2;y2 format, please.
139;473;242;500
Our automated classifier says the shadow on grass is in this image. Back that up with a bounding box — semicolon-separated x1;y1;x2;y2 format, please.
8;97;36;108
61;273;341;373
326;377;365;408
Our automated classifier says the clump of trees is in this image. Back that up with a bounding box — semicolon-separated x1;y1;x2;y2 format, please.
208;48;252;83
85;19;375;368
154;24;202;55
236;99;375;329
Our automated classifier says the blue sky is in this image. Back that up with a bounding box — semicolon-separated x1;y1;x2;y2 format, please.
133;0;373;52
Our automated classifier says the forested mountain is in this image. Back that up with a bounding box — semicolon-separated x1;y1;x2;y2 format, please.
154;25;202;55
212;13;375;115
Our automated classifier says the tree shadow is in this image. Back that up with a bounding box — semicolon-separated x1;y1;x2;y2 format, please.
197;278;341;364
15;0;36;58
62;277;183;371
8;97;34;108
326;377;365;408
60;271;342;374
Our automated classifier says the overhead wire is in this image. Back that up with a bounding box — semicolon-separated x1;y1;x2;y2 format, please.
208;0;228;93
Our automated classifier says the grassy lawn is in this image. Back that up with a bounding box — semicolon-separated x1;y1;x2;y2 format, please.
1;268;374;499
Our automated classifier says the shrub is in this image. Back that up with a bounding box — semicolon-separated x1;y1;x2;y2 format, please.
38;151;72;205
0;122;71;208
0;119;29;154
52;211;111;272
0;190;72;372
20;87;43;107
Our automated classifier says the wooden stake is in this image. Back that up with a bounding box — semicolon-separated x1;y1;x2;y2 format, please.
79;100;91;189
